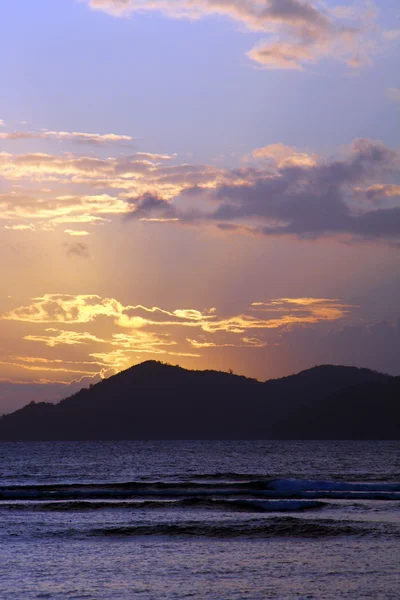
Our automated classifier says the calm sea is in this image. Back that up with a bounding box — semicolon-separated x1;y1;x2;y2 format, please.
0;441;399;599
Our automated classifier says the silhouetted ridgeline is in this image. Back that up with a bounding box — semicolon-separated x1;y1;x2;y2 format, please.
0;361;399;440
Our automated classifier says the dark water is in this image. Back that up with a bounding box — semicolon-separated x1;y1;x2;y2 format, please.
0;441;399;599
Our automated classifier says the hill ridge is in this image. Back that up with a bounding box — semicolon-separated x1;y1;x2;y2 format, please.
0;362;398;440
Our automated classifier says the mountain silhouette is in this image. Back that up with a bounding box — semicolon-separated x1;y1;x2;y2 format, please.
0;361;398;440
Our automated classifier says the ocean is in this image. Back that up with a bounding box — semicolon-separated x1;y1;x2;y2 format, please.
0;441;399;599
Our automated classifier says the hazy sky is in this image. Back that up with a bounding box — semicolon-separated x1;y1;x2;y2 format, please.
0;0;399;412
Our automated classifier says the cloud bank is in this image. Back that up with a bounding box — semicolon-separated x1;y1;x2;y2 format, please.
1;138;399;242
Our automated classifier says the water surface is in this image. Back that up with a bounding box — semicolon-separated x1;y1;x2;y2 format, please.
0;441;399;599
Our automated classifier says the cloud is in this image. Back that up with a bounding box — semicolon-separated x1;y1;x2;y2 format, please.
133;152;176;161
0;129;133;145
186;336;266;349
247;40;321;70
65;242;90;258
1;138;399;242
0;190;131;225
24;329;104;347
0;152;226;227
2;294;350;332
249;143;317;167
0;292;361;412
1;294;128;324
388;88;400;104
0;356;98;376
0;292;358;406
128;193;178;220
0;152;215;201
4;224;35;232
183;139;400;242
85;0;389;71
355;184;400;203
64;229;90;236
0;151;177;184
383;30;400;41
1;294;351;379
0;119;5;127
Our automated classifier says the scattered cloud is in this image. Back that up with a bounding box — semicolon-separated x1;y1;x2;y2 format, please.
0;119;5;127
2;293;350;334
0;357;97;375
388;87;400;103
248;143;317;167
24;329;105;347
0;129;133;145
1;293;352;383
0;190;131;225
0;151;207;200
133;152;176;161
1;294;130;324
4;224;35;232
65;242;90;258
64;229;90;236
383;30;400;41
1;138;399;242
85;0;391;71
355;184;400;203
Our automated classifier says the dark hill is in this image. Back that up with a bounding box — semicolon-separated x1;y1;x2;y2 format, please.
0;361;398;440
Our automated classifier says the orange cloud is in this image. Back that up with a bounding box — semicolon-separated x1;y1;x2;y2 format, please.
251;298;353;324
0;129;133;145
388;88;400;103
64;229;90;236
24;329;105;347
1;294;127;324
1;294;353;386
0;358;98;376
356;184;400;203
249;143;317;167
4;223;35;231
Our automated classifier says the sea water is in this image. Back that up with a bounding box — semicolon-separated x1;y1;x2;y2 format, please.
0;440;399;599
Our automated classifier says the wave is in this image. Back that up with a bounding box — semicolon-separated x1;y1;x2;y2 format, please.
0;498;326;513
269;479;400;493
0;477;398;503
25;518;375;540
87;518;369;539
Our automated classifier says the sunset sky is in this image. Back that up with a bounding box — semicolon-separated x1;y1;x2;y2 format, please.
1;0;399;413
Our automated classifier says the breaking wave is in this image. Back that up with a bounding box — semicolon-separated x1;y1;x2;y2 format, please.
0;498;326;513
88;518;370;539
0;477;398;503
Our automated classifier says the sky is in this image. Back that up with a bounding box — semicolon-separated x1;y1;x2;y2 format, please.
0;0;399;413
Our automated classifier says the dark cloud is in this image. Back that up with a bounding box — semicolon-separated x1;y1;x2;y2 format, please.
127;193;177;220
2;138;399;243
182;139;400;242
65;242;90;258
